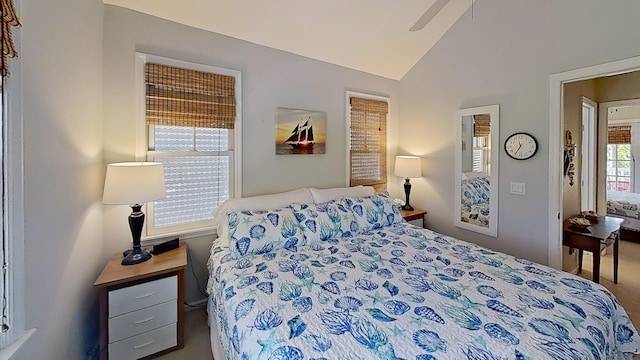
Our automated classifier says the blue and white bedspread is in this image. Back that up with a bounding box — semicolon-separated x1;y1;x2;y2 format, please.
207;223;640;360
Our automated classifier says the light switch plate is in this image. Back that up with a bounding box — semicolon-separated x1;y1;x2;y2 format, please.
510;182;526;195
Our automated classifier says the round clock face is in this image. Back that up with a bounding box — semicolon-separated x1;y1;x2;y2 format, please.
505;132;538;160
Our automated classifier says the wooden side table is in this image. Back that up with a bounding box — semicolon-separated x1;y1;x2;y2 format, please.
402;208;427;228
94;244;187;360
563;216;623;284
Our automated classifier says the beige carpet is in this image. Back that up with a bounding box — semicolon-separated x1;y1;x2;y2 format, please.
161;241;640;360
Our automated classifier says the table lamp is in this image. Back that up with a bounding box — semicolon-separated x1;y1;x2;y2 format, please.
103;162;166;265
394;155;422;211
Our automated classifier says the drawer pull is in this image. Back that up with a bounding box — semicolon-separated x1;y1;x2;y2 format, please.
133;340;155;349
134;292;155;300
134;316;156;325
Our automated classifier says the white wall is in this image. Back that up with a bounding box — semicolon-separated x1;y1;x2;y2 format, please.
399;0;640;264
102;6;400;301
13;0;105;359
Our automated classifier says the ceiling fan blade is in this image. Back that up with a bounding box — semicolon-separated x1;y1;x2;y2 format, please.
409;0;451;32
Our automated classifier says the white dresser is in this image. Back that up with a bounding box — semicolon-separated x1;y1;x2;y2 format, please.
94;244;187;360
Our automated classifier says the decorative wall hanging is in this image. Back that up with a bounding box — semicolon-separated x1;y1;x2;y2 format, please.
564;130;576;186
1;0;21;77
276;108;326;155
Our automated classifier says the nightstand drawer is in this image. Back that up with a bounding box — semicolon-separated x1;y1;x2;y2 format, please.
108;299;177;343
109;276;177;317
108;323;177;360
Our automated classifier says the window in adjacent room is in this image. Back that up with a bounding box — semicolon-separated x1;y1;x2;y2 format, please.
472;114;490;174
136;53;242;237
347;92;390;192
607;125;632;192
472;137;487;173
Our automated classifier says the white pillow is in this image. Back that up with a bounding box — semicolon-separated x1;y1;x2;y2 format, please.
212;188;313;239
309;186;375;204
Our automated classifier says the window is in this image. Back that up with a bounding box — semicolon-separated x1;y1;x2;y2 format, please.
0;0;25;350
607;125;632;192
472;137;487;173
347;93;389;192
136;54;241;237
472;114;490;174
607;143;632;192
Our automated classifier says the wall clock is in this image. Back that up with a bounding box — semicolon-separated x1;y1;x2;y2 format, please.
504;132;538;160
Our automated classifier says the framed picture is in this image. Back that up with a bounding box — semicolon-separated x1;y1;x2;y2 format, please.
276;107;326;155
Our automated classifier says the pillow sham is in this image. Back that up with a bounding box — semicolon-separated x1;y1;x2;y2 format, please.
213;188;313;239
227;207;305;258
290;201;359;242
461;177;490;205
341;192;404;232
309;186;375;204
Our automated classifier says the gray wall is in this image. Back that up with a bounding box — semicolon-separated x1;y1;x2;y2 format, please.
14;0;105;359
398;0;640;265
102;6;401;303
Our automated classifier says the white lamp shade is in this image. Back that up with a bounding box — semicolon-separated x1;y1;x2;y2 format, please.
103;162;166;205
394;155;422;178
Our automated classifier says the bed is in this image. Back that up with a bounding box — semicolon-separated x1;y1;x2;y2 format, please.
207;187;640;360
607;190;640;220
460;176;490;227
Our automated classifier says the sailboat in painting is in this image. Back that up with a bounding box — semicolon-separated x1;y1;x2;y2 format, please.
285;118;314;149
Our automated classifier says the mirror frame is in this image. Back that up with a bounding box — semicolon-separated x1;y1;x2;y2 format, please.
454;104;500;237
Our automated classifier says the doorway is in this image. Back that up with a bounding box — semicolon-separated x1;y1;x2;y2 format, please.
548;56;640;269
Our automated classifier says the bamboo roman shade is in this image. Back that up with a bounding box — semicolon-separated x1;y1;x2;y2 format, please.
473;114;490;138
1;0;21;78
349;97;388;192
608;125;631;144
145;63;236;129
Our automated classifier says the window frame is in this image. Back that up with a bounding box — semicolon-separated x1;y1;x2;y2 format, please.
135;53;242;239
345;91;391;190
0;7;33;351
607;143;632;192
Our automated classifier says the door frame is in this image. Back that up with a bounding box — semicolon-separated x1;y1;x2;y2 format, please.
548;55;640;269
581;96;597;211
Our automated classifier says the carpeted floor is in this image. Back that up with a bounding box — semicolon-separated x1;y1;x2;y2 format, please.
160;240;640;360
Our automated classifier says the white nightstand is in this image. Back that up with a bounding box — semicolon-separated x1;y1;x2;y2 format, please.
94;244;187;360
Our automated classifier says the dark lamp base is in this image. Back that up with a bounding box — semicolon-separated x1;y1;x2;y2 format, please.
401;204;414;211
121;247;152;266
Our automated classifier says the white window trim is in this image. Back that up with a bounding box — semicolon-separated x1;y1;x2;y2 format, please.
344;91;391;187
0;3;34;351
134;52;242;239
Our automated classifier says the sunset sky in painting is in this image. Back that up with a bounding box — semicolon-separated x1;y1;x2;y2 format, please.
275;108;326;144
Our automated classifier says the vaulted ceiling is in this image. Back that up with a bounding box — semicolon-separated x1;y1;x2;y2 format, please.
103;0;473;80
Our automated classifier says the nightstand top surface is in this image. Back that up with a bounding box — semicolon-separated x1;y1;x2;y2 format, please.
94;243;187;288
401;208;426;220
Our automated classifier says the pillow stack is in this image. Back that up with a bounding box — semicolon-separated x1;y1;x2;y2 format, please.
221;191;405;259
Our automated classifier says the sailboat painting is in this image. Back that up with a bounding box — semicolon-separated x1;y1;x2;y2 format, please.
276;108;326;155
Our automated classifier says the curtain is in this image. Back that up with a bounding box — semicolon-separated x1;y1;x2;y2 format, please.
349;97;388;192
473;114;490;139
608;125;631;144
1;0;21;78
145;63;236;129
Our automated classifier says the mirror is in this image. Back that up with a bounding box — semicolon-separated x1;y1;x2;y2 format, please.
454;105;499;237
